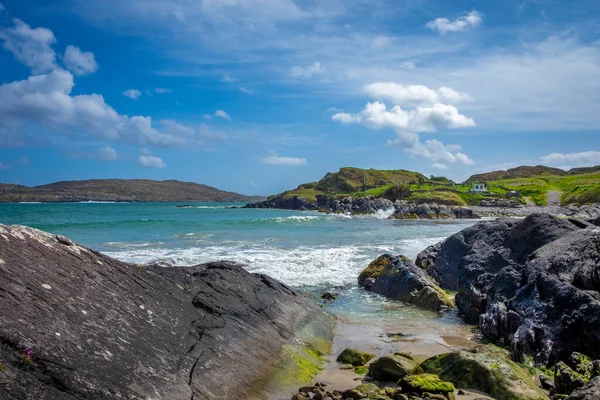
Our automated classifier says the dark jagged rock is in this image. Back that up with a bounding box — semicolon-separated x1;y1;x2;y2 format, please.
0;224;330;399
416;213;600;364
245;195;319;210
566;377;600;400
358;254;454;311
389;201;480;220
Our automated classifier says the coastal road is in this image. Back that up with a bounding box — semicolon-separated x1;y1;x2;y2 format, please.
546;190;562;205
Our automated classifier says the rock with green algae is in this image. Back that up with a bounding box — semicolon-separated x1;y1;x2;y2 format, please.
369;354;423;382
421;345;548;400
399;374;455;395
355;366;369;375
358;254;393;286
566;376;600;400
555;362;588;395
567;353;600;381
337;348;376;366
360;254;454;312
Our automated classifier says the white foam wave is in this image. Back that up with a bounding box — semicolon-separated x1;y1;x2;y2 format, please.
78;201;119;204
397;237;447;261
18;202;42;204
373;208;396;220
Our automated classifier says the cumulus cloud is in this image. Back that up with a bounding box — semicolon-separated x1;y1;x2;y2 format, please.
541;151;600;167
0;70;187;147
95;146;119;162
432;163;449;170
0;18;57;73
426;11;483;35
261;151;307;166
215;109;230;120
123;89;142;100
290;61;326;78
138;150;166;168
63;45;98;76
333;83;476;165
365;83;472;106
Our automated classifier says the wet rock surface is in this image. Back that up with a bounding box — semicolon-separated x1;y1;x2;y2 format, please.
416;214;600;364
389;202;480;220
0;224;328;399
359;255;454;312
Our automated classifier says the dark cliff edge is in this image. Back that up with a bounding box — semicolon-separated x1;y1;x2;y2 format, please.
0;179;265;203
0;224;331;399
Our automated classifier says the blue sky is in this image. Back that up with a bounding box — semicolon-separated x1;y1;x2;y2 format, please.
0;0;599;195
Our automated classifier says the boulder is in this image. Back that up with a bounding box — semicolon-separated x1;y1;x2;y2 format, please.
555;362;588;395
421;346;548;400
336;348;375;367
359;255;454;311
416;214;600;363
0;224;332;399
389;202;480;220
399;374;455;396
566;377;600;400
368;355;422;382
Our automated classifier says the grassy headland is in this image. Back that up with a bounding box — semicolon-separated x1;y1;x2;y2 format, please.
263;166;600;207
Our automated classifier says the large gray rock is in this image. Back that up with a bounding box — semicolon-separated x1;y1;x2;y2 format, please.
359;255;454;311
567;377;600;400
416;214;600;364
368;354;421;382
389;201;480;220
0;224;330;399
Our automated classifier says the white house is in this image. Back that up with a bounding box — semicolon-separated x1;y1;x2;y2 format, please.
471;183;488;193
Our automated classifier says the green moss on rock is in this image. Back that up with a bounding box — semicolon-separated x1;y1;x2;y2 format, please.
399;374;455;394
337;348;375;366
555;361;587;395
369;355;423;382
421;346;547;400
354;366;369;375
358;254;392;286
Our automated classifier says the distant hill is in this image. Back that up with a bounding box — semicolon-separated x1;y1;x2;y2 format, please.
466;165;567;183
567;166;600;175
0;180;264;203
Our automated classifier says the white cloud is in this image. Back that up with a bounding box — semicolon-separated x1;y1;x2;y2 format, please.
138;154;166;168
0;70;186;147
426;11;483;35
63;45;98;76
290;61;326;78
400;61;415;70
0;161;11;170
432;163;449;170
215;109;230;120
365;83;472;106
123;89;142;100
240;87;254;94
541;151;600;167
333;82;476;165
155;87;172;94
334;101;475;133
221;76;237;83
262;151;307;166
0;18;57;73
95;146;118;161
203;114;212;120
160;120;228;141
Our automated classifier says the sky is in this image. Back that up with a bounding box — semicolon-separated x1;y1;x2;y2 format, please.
0;0;599;196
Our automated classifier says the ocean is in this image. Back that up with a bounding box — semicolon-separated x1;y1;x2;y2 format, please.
0;201;481;378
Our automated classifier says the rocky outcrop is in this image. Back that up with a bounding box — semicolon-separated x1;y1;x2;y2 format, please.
389;201;480;219
328;196;395;214
244;195;319;210
0;224;331;399
421;345;548;400
359;254;454;311
567;377;600;400
416;214;600;364
368;354;422;382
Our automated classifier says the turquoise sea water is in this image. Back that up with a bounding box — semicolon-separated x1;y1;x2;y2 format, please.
0;202;479;340
0;202;475;288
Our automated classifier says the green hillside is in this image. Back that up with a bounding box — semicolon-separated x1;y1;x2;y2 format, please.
267;166;600;207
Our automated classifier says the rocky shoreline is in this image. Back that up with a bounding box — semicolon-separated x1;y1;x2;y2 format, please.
0;224;332;399
2;211;600;400
245;195;600;220
287;213;600;400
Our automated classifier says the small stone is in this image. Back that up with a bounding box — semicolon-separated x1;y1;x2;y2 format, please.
41;284;52;290
457;390;465;395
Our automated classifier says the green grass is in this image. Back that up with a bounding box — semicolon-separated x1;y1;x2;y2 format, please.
268;168;600;207
406;191;467;206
